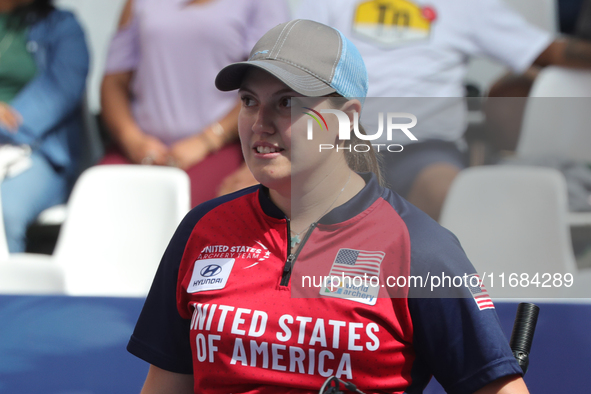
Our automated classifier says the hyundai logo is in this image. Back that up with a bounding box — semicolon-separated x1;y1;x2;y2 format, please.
201;264;222;277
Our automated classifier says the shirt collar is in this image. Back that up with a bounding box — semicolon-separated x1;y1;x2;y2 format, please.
257;172;384;224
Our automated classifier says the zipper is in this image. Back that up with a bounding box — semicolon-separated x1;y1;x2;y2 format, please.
280;220;316;287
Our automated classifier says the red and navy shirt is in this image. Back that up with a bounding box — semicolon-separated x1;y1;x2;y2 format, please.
128;173;521;394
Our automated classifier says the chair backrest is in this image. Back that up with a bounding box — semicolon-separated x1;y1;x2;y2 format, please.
517;67;591;162
528;66;591;97
0;258;65;294
54;165;191;296
55;0;127;113
440;166;576;298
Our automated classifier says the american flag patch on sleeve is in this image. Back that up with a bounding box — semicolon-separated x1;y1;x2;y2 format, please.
466;274;494;310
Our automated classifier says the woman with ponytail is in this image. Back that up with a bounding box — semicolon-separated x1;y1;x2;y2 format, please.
128;20;528;394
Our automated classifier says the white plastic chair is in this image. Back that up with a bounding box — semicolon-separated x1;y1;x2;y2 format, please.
54;165;191;296
517;67;591;161
529;66;591;97
516;66;591;225
9;165;191;297
440;166;591;299
0;256;65;294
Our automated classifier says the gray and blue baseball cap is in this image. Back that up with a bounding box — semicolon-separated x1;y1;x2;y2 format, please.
215;19;368;101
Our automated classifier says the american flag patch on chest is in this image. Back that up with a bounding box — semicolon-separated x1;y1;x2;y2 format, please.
329;248;385;279
319;248;386;306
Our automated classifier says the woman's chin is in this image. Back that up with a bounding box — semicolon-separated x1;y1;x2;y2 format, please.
253;170;291;192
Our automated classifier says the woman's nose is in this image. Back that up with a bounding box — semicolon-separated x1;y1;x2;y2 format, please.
252;105;275;135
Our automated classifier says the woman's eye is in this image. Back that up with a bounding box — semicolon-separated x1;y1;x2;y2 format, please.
241;96;255;107
280;97;291;108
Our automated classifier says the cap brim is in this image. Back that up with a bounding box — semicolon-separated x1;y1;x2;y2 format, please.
215;60;336;97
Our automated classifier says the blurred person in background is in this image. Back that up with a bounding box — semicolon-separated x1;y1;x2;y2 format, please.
486;0;591;151
100;0;289;207
296;0;591;221
0;0;89;252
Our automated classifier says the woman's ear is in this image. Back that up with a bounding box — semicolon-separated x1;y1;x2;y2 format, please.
334;99;362;146
341;99;362;128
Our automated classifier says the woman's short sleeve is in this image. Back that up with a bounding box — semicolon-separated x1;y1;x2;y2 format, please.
126;209;198;374
404;218;523;393
463;0;553;73
103;1;142;74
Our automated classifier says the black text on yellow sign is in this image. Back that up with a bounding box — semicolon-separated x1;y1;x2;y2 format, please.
353;0;437;46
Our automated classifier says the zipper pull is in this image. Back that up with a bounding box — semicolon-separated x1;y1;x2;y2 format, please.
283;253;296;275
280;253;296;287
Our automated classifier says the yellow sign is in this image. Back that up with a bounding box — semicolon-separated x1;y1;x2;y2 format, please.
353;0;436;46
